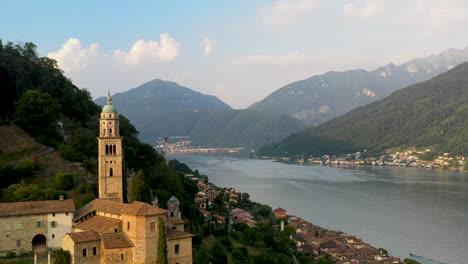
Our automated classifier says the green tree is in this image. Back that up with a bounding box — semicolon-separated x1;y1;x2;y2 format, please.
128;170;151;203
54;173;74;191
54;248;71;264
2;182;52;202
404;258;422;264
281;225;296;237
464;161;468;171
258;204;272;217
157;217;168;264
13;90;60;137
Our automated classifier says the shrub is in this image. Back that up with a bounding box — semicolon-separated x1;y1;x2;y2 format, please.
54;172;74;190
81;194;94;206
77;185;86;193
54;248;71;264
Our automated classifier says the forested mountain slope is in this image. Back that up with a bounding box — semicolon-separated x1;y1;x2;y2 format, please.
250;47;468;126
258;62;468;157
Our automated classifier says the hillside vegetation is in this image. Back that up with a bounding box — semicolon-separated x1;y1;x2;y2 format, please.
259;62;468;157
135;109;306;148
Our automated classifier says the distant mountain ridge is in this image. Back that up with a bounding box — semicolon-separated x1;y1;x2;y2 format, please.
94;79;232;121
95;79;305;148
250;47;468;125
135;109;306;148
258;61;468;157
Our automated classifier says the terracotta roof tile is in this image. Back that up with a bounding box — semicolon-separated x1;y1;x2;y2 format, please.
273;207;286;212
0;199;75;217
166;228;194;240
74;216;121;233
67;230;101;243
166;217;186;225
122;201;167;216
74;199;166;220
101;233;134;249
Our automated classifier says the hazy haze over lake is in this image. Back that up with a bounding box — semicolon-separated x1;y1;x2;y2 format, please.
169;155;468;264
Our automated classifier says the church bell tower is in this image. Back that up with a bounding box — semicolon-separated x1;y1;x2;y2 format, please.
98;93;123;202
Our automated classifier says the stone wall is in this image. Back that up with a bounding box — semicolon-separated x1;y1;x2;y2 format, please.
167;237;193;264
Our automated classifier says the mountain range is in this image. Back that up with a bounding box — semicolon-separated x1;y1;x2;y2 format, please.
250;47;468;126
258;61;468;157
95;80;306;148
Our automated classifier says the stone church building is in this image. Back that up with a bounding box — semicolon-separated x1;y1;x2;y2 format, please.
0;94;193;264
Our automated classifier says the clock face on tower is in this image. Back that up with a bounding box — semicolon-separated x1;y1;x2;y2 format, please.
98;93;123;202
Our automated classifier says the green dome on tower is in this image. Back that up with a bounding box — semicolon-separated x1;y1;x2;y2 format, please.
102;92;118;113
168;196;179;202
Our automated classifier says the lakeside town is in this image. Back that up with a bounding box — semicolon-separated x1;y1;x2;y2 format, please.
261;149;467;172
187;172;404;264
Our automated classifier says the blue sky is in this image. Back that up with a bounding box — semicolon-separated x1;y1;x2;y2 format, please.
2;0;468;108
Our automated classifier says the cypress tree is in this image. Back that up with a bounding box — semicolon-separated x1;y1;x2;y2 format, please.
128;170;151;203
157;217;168;264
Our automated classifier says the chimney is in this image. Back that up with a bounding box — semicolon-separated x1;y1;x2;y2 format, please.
59;195;64;201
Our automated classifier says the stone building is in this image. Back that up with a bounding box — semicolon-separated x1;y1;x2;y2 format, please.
0;93;193;263
0;198;75;256
61;93;193;264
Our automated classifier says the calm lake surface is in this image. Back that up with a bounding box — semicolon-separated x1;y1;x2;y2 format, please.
169;154;468;264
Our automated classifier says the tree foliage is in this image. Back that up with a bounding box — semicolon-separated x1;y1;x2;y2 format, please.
53;248;71;264
2;182;53;202
14;90;61;138
157;217;168;264
128;170;151;203
54;172;74;191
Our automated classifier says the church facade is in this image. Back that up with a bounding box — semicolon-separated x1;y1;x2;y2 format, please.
0;94;193;264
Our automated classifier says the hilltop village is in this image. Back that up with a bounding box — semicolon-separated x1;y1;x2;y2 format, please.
189;173;404;264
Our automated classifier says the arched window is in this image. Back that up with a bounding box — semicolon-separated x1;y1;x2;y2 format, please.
109;128;112;135
110;168;113;176
170;212;174;217
105;145;109;155
103;129;106;135
113;145;116;155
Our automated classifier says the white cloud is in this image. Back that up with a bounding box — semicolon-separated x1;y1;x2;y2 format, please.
343;0;388;20
260;0;318;26
114;33;180;66
47;34;182;98
47;38;101;72
202;38;215;57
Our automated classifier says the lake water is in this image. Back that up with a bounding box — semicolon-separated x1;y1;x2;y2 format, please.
168;154;468;264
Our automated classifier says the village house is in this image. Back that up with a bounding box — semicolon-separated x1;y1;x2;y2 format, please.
273;207;287;219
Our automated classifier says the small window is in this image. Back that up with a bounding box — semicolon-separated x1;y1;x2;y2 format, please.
50;221;57;228
120;253;125;260
170;212;174;217
82;248;87;257
15;223;22;230
66;212;69;216
5;224;11;230
175;244;180;254
114;228;118;233
109;128;112;134
110;168;113;176
52;234;55;239
127;222;130;231
150;222;156;232
172;226;176;230
17;239;21;247
52;213;55;217
93;247;97;256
